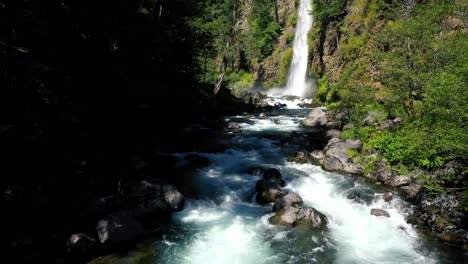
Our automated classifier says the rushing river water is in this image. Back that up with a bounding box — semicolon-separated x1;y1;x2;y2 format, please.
147;97;460;264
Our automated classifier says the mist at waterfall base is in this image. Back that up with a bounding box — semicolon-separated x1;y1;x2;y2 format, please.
148;98;458;264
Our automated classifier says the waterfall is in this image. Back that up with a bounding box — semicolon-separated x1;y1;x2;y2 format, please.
286;0;313;97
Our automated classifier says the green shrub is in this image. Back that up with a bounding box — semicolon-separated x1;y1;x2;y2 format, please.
285;31;294;44
287;13;298;27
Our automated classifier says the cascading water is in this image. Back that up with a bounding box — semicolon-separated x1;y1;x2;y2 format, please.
109;97;460;263
104;2;462;263
285;0;313;97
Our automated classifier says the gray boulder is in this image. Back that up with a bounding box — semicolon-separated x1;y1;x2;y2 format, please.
370;208;390;217
119;181;184;216
96;211;144;244
256;179;287;204
303;108;327;127
326;129;342;139
66;233;97;254
383;192;393;202
369;160;410;187
322;139;364;174
269;206;327;229
272;193;303;212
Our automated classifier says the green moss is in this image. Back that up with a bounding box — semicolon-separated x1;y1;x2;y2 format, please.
278;48;294;86
287;13;298;27
285;31;294;44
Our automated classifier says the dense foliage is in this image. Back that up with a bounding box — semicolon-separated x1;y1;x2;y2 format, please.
311;0;467;195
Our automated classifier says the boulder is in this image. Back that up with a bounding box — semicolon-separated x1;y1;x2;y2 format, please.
295;207;327;228
322;139;364;174
383;192;393;202
272;193;303;212
400;183;422;201
119;181;184;216
378;120;397;131
370;208;390;217
263;168;283;181
269;206;299;226
326;129;342;139
96;211;144;244
363;111;385;126
256;179;287;204
369;160;410;187
269;207;327;229
310;150;324;165
303;108;327;127
66;233;97;254
226;122;241;131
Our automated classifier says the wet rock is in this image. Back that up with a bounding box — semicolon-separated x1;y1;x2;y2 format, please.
263;168;283;183
370;208;390;217
310;150;324;165
226;122;241;131
295;207;327;228
269;206;299;226
96;211;144;244
322;139;364;174
303;108;327;127
119;181;184;216
383;192;393;202
256;179;287;204
66;233;97;254
269;207;327;229
289;151;309;163
272;193;303;212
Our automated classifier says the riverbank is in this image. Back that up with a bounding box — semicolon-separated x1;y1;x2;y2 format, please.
299;107;467;247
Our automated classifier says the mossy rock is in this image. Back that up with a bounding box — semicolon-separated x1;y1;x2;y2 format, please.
406;215;425;226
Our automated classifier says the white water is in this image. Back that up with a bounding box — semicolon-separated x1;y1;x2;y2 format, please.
154;98;443;263
286;0;314;97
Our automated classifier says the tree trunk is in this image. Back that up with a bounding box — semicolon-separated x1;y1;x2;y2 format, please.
213;0;238;95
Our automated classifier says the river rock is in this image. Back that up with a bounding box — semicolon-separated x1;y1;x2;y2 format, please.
226;122;241;131
272;193;303;212
369;160;410;187
303;108;327;127
310;150;324;165
400;183;422;201
96;211;144;244
256;179;287;204
383;192;393;202
326;129;342;139
370;208;390;217
269;207;327;229
118;181;184;216
263;168;283;182
322;139;364;174
66;233;97;254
